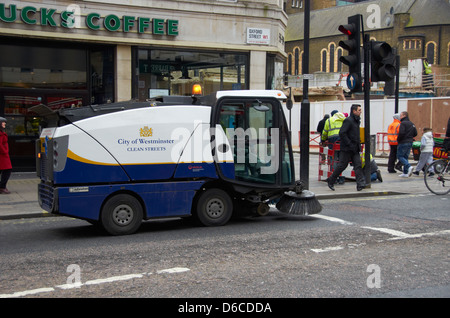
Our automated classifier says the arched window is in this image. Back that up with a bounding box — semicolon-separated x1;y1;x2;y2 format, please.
321;49;327;72
299;50;303;75
336;47;343;72
329;43;335;72
294;48;300;75
448;42;450;66
425;41;436;64
287;53;292;75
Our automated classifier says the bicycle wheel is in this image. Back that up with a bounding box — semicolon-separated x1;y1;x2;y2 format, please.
424;159;450;195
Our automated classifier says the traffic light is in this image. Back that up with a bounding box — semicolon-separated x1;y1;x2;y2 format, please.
338;14;362;93
370;41;396;82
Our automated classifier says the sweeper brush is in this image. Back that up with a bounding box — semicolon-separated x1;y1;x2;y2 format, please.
276;190;322;216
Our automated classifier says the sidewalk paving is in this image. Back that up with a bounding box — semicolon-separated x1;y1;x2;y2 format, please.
0;152;433;220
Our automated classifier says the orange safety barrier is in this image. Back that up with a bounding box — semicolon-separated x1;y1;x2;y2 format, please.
318;142;356;181
299;131;322;149
376;132;389;155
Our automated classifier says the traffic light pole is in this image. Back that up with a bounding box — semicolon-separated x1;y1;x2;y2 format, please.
363;34;371;187
395;54;400;113
300;0;310;190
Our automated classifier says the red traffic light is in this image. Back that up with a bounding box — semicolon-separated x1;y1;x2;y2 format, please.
338;24;355;36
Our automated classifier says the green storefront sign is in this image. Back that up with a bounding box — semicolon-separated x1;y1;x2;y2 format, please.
0;4;178;35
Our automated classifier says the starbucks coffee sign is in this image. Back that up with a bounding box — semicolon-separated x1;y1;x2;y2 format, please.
0;3;179;36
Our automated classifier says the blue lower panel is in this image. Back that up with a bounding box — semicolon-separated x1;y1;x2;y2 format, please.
218;162;235;179
174;162;218;179
124;163;177;181
57;181;205;221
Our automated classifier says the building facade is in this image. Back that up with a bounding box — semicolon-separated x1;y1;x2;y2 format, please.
285;0;450;82
0;0;287;170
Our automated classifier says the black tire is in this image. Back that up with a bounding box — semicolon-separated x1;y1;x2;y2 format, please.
195;188;233;226
101;194;143;235
424;160;450;195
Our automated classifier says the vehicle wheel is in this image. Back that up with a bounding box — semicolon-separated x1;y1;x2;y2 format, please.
424;160;450;195
195;188;233;226
101;194;143;235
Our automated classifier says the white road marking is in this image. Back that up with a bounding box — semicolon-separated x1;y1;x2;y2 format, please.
311;246;344;253
361;226;411;238
362;227;450;240
310;215;450;254
387;229;450;240
310;214;354;225
1;287;55;298
157;267;190;274
0;267;190;298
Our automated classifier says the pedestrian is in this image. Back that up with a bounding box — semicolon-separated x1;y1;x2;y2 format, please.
387;113;402;173
413;127;434;176
397;111;417;178
321;110;341;145
0;117;12;194
317;114;330;163
422;58;434;90
321;110;346;184
316;114;330;138
326;104;365;191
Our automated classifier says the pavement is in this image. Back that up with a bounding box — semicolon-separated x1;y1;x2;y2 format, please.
0;150;433;220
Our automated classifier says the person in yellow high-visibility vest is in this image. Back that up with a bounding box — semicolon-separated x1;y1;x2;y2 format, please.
423;58;433;89
361;147;383;182
321;110;346;184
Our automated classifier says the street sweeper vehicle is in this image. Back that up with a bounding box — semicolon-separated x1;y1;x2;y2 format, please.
35;89;321;235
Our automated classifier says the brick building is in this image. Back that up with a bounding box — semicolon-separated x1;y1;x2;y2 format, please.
284;0;450;88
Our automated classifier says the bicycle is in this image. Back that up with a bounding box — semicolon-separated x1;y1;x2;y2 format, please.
424;156;450;195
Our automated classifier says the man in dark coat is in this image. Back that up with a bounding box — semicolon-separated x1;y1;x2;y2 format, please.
326;104;365;191
397;111;417;177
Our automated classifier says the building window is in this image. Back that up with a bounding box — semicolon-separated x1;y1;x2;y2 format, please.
329;43;335;72
425;41;436;64
287;53;292;75
321;49;327;72
448;42;450;66
0;44;87;90
134;49;248;100
403;39;422;50
294;48;300;75
337;47;343;72
291;0;302;8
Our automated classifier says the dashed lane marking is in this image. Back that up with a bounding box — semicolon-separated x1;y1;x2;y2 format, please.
0;267;190;298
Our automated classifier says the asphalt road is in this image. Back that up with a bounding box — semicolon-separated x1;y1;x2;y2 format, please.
0;193;449;302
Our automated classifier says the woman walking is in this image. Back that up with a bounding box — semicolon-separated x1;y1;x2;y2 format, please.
0;117;12;194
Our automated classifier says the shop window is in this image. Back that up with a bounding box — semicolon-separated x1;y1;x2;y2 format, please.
0;44;87;90
90;47;115;104
134;49;248;100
